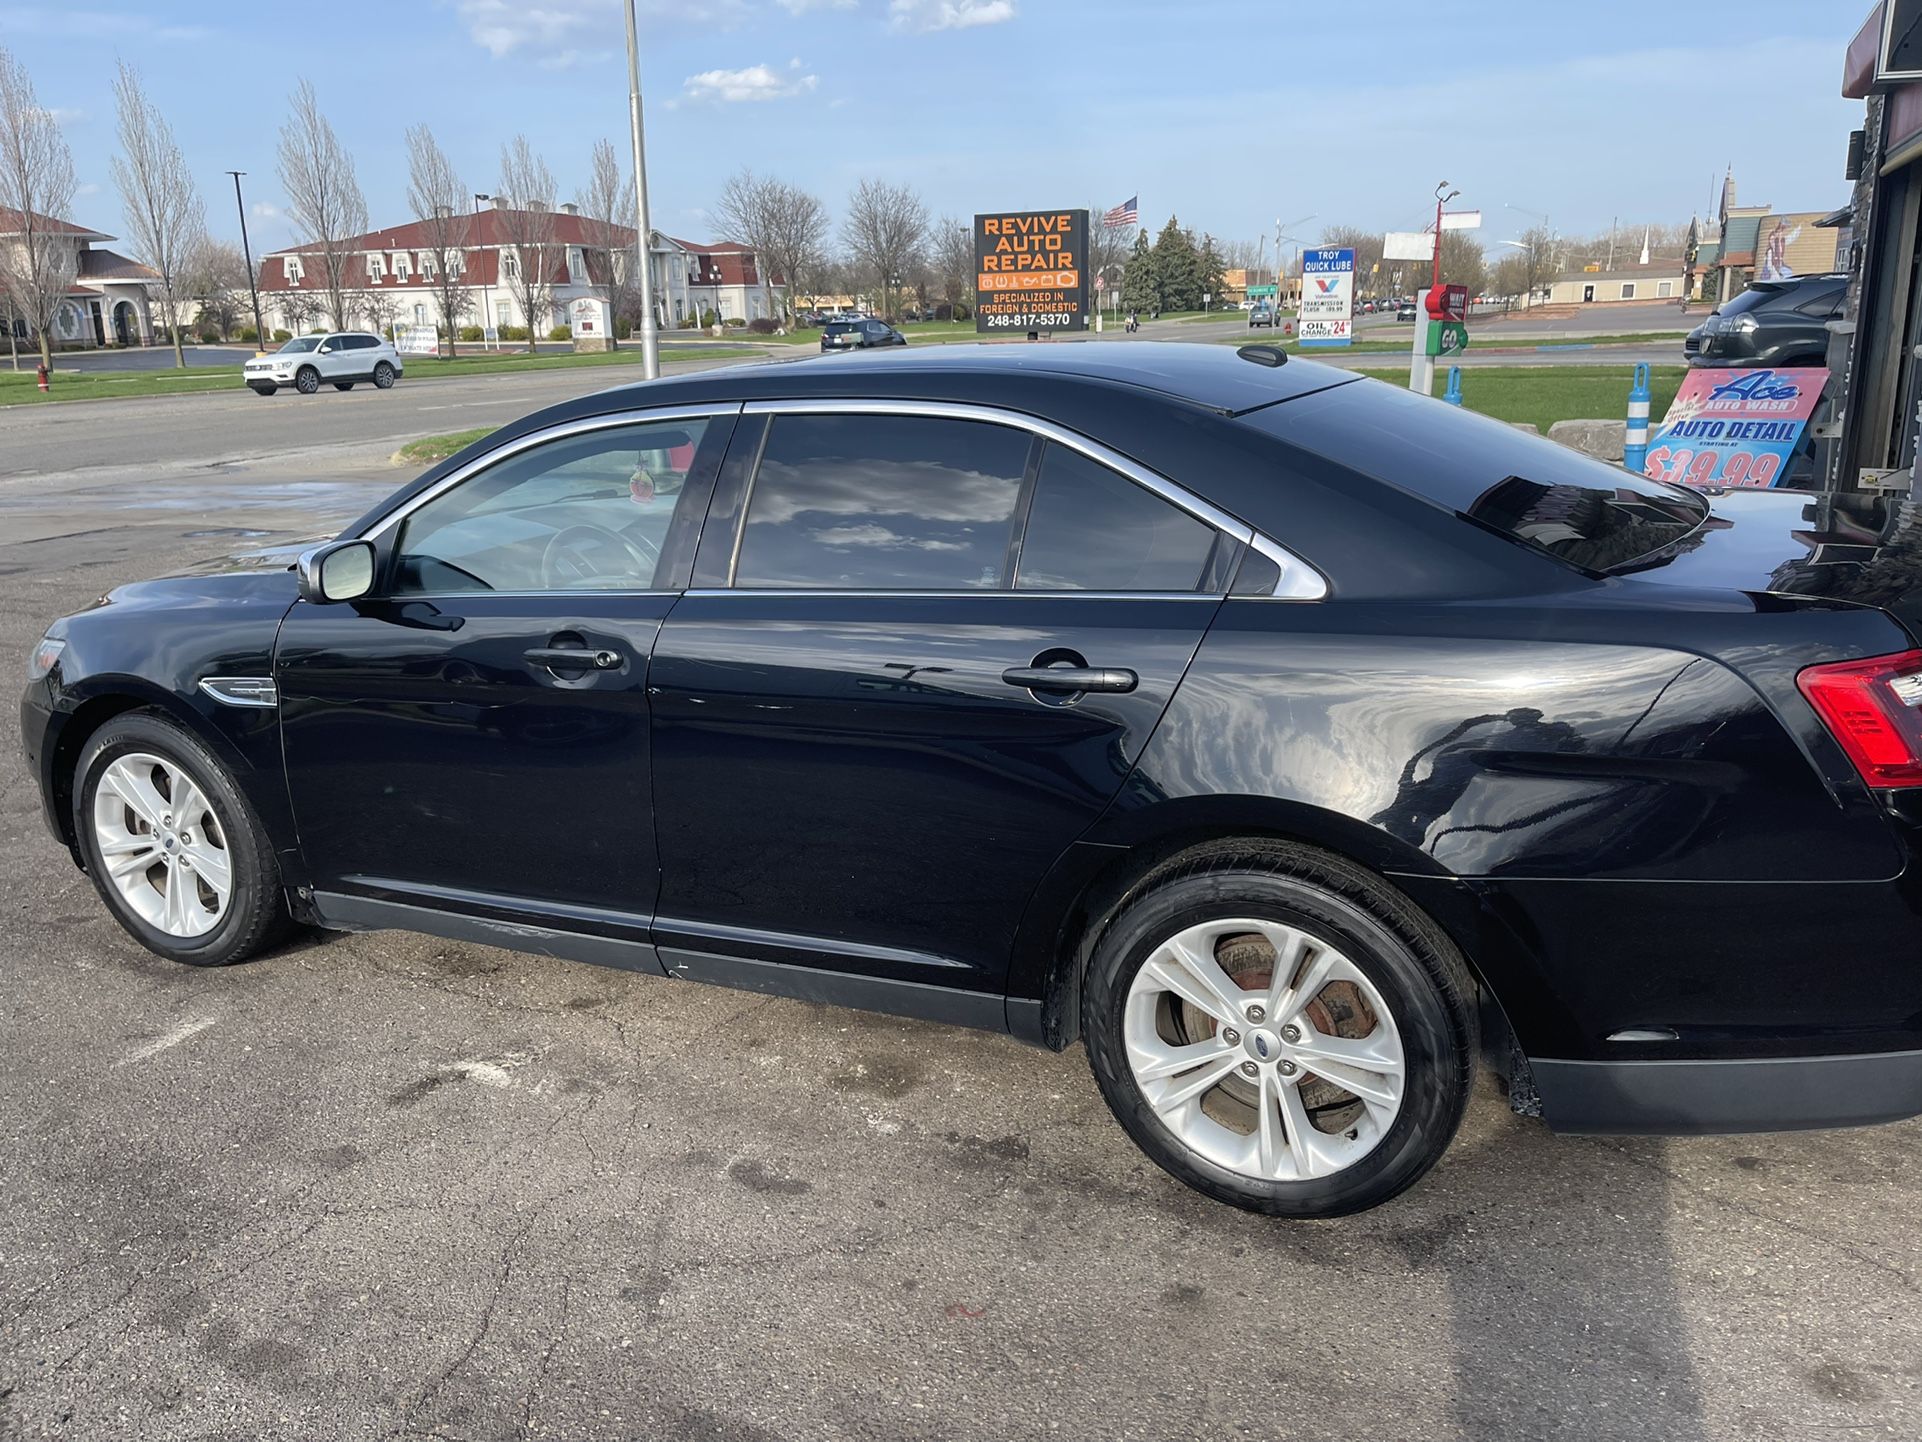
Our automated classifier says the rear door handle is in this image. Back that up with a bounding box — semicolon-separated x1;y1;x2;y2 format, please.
525;647;622;672
1001;665;1138;694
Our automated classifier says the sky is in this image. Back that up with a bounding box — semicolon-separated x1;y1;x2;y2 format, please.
0;0;1864;259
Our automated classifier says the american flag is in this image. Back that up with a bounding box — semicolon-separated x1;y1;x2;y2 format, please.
1101;195;1139;228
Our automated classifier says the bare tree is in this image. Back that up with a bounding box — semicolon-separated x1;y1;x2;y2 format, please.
0;46;79;368
360;286;402;342
276;79;367;330
176;236;250;338
576;138;634;346
110;61;203;366
929;215;973;317
713;168;827;325
405;123;473;357
842;177;927;322
275;287;322;337
496;136;558;352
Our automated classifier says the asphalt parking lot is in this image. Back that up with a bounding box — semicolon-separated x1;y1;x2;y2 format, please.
2;464;1920;1441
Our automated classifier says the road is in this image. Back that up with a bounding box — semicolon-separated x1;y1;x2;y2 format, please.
0;451;1918;1441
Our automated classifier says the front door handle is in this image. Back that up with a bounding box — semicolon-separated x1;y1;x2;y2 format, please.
524;646;622;673
1001;665;1138;694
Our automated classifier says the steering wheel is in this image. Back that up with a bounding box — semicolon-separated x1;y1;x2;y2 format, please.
539;524;660;589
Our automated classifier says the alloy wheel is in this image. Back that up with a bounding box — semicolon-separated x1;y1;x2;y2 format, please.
90;751;233;938
1123;917;1405;1182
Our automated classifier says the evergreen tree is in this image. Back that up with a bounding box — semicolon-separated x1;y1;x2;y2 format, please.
1120;228;1158;317
1197;232;1227;308
1152;215;1201;311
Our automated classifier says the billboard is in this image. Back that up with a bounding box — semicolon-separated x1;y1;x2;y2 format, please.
974;209;1089;333
1643;367;1829;488
396;325;439;356
1298;247;1355;346
1383;230;1434;262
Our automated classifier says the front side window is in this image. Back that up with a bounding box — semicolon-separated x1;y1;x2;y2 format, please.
390;417;710;595
734;414;1029;589
1016;444;1220;592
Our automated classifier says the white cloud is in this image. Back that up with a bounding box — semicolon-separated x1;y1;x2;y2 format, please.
42;106;87;124
888;0;1012;31
75;181;100;197
776;0;856;11
453;0;736;59
253;202;285;221
0;8;207;41
682;63;819;103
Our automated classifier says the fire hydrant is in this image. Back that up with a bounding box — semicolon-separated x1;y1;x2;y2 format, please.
35;362;49;393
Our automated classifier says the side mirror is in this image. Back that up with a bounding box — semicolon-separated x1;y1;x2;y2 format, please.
298;539;376;604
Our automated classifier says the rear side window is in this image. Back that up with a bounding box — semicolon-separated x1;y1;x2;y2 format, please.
1016;444;1219;591
1248;380;1708;575
734;414;1029;589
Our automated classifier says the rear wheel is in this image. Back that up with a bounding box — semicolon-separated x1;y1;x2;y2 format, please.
373;361;396;389
73;712;292;967
295;366;320;395
1084;840;1477;1217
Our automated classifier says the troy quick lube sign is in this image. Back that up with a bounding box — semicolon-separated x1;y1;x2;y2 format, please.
974;210;1089;332
1298;247;1354;346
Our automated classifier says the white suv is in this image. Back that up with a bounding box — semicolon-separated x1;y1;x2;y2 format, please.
244;331;405;396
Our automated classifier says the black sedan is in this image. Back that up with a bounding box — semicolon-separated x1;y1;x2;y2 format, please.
22;343;1922;1218
821;318;906;352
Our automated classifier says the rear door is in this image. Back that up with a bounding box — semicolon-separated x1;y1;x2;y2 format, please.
646;401;1244;1004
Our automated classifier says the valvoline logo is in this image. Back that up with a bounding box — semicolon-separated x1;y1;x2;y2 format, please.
1314;277;1340;294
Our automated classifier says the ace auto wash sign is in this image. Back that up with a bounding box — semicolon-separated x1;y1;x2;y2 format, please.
1644;367;1829;488
1298;247;1355;346
974;209;1089;333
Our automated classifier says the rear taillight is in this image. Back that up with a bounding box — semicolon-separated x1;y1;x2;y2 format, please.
1797;649;1922;788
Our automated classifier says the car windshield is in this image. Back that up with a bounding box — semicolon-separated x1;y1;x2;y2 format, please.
278;337;323;353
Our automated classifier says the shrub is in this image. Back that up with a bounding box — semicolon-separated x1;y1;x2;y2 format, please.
498;324;530;341
548;323;572;341
680;314;700;329
197;331;219;345
237;326;258;342
615;319;632;339
457;325;484;342
700;307;719;327
723;316;746;328
747;317;778;335
272;329;292;343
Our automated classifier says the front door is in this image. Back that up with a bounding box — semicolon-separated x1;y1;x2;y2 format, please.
1582;284;1595;303
648;407;1234;998
275;410;732;937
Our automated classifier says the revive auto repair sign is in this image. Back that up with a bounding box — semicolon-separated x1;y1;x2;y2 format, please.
1298;247;1355;346
1643;367;1830;488
974;210;1089;333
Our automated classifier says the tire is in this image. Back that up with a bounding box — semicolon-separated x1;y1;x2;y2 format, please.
373;362;396;389
295;365;320;395
333;381;355;391
1083;839;1477;1218
249;384;275;396
72;711;292;967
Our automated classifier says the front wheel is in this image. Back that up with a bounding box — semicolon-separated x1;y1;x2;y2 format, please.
295;366;320;395
1084;840;1477;1218
73;711;293;967
373;361;396;389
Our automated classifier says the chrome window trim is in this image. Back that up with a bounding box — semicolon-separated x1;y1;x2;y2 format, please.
356;403;744;544
682;589;1221;601
736;397;1326;601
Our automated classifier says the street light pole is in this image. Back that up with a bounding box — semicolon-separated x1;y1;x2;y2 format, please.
227;171;267;355
1412;181;1458;395
623;0;660;380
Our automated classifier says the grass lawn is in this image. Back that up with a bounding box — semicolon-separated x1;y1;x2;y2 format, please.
1350;365;1686;433
0;343;757;406
393;427;496;465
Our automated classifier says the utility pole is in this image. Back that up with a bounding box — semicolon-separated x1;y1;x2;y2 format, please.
1607;215;1617;270
227;171;268;354
624;0;661;380
475;193;494;350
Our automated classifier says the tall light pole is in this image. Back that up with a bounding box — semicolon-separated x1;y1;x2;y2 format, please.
227;171;267;354
474;193;495;349
1411;182;1458;395
1275;213;1314;309
623;0;661;379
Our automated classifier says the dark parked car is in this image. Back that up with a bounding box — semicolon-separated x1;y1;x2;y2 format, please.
24;343;1922;1218
1686;273;1844;367
821;318;906;352
1248;304;1277;328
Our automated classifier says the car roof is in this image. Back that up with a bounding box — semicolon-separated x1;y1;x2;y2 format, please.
576;342;1357;419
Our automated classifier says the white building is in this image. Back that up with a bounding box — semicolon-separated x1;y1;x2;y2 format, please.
257;200;782;336
1;206;159;349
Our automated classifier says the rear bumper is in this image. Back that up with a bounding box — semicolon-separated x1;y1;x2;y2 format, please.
1531;1050;1922;1135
